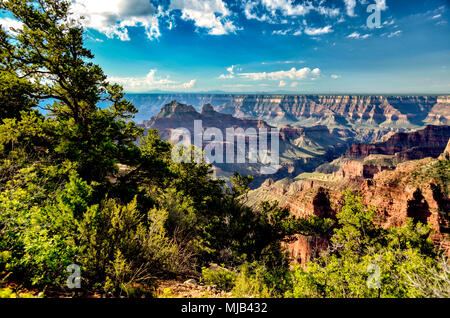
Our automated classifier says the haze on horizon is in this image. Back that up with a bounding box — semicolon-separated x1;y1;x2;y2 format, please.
1;0;449;95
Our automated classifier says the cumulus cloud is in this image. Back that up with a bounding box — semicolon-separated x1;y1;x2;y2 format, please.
170;0;237;35
240;67;321;81
0;17;23;35
71;0;238;40
109;69;196;92
243;1;274;23
260;0;313;16
344;0;357;17
219;65;239;79
374;0;387;11
304;25;333;35
243;0;340;23
72;0;160;41
331;74;341;79
279;80;287;87
344;0;387;17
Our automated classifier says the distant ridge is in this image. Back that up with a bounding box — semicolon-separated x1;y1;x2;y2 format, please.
127;94;450;142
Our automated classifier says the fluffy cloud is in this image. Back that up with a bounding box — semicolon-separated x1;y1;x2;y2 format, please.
170;0;237;35
347;31;371;39
219;65;239;79
243;1;274;22
109;69;196;92
344;0;356;17
72;0;238;40
240;67;321;81
304;25;333;35
260;0;313;16
244;0;340;21
72;0;160;41
374;0;387;11
279;80;287;87
0;17;23;35
344;0;387;17
331;74;341;79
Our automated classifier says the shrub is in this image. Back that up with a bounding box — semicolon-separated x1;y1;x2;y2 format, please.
231;263;274;298
286;191;442;298
202;265;237;291
76;197;179;295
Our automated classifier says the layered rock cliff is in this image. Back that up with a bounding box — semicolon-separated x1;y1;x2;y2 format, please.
128;94;450;143
344;125;450;160
247;134;450;264
140;101;353;186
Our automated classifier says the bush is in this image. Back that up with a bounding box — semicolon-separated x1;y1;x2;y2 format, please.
231;263;275;298
0;287;42;298
286;191;443;298
202;265;237;291
0;178;80;287
76;197;179;296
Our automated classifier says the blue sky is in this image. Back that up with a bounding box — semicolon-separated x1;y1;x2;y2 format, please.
1;0;450;94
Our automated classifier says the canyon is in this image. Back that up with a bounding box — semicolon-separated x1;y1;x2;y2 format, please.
139;101;352;186
246;128;450;263
129;94;450;143
136;98;450;264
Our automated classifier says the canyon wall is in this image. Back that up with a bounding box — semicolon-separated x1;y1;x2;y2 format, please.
344;125;450;160
128;94;450;139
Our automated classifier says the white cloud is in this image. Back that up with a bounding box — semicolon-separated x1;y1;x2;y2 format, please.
279;80;287;87
244;0;340;22
344;0;386;17
315;6;340;17
243;1;274;23
181;79;197;89
374;0;387;11
272;29;290;35
240;67;321;81
387;30;402;38
290;82;298;87
0;17;23;35
219;65;237;79
331;74;341;79
432;14;442;19
347;31;371;39
170;0;237;35
304;25;333;35
261;0;313;16
110;69;196;92
344;0;356;17
72;0;239;40
72;0;160;41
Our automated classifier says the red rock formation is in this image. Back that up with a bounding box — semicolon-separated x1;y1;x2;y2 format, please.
248;156;450;263
131;95;450;139
345;125;450;160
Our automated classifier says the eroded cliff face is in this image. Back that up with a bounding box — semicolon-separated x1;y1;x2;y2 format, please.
247;154;450;264
129;94;450;143
140;101;353;186
344;125;450;160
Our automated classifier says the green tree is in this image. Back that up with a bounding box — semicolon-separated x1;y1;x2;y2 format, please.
0;0;143;187
287;191;442;298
